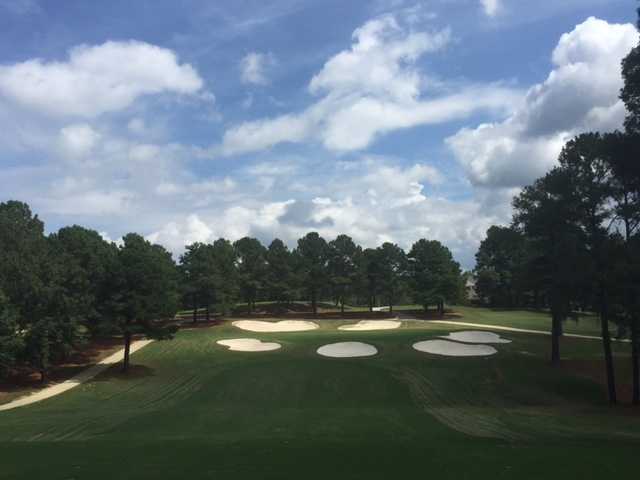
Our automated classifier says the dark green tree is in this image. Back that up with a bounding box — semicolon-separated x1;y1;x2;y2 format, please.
180;243;218;322
111;234;179;372
408;239;461;315
295;232;328;315
603;133;640;403
513;168;587;366
475;226;527;307
210;239;238;314
376;242;407;313
328;235;359;314
233;237;267;313
559;133;618;403
0;289;22;379
265;239;297;307
354;248;381;311
621;2;640;134
0;201;48;326
49;225;119;333
616;6;640;404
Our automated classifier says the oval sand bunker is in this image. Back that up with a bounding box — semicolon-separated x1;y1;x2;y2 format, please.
217;338;281;352
232;320;319;332
439;331;511;344
413;340;497;357
338;320;401;331
317;342;378;358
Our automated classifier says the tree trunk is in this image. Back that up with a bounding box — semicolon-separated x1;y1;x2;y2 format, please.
631;317;639;406
311;289;317;315
192;294;198;323
600;291;617;404
122;331;132;373
551;312;561;365
622;215;638;405
340;298;345;315
40;369;46;384
389;302;393;314
206;304;210;322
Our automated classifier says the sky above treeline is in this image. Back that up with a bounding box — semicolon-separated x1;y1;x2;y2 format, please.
0;0;636;269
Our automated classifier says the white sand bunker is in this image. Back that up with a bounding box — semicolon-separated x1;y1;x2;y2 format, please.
232;320;319;332
439;331;511;344
413;340;497;357
338;320;401;331
317;342;378;358
217;338;281;352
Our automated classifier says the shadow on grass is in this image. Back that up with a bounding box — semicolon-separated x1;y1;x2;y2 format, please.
93;364;156;382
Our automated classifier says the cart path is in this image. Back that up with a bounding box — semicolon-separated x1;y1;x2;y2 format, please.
0;339;154;412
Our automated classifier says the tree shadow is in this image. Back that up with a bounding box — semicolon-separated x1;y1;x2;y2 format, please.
92;364;156;382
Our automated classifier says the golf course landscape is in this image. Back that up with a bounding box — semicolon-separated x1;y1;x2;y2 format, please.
2;1;640;478
1;308;638;479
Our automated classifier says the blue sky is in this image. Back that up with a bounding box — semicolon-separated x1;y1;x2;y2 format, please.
0;0;637;268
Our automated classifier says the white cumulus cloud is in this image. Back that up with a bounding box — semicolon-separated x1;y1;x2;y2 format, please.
222;13;521;155
447;17;638;188
0;40;203;117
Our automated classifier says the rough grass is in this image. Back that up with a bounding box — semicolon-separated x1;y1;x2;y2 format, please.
1;314;638;479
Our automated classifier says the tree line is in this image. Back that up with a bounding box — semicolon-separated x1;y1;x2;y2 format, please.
0;201;463;381
181;234;463;319
473;7;640;406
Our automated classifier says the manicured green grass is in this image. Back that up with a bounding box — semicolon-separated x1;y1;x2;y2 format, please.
450;305;607;337
1;315;638;479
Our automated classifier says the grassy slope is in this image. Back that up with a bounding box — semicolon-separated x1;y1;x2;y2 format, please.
0;317;638;479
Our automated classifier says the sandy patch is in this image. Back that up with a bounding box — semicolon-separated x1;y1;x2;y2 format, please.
439;331;511;344
217;338;281;352
0;339;154;412
317;342;378;358
232;320;319;332
338;320;401;331
412;340;497;357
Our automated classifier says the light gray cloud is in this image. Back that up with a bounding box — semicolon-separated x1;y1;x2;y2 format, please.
240;51;276;85
480;0;501;17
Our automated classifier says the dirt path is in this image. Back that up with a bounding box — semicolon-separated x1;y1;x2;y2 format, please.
0;339;154;412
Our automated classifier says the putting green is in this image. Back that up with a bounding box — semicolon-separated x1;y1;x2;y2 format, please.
1;318;638;479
